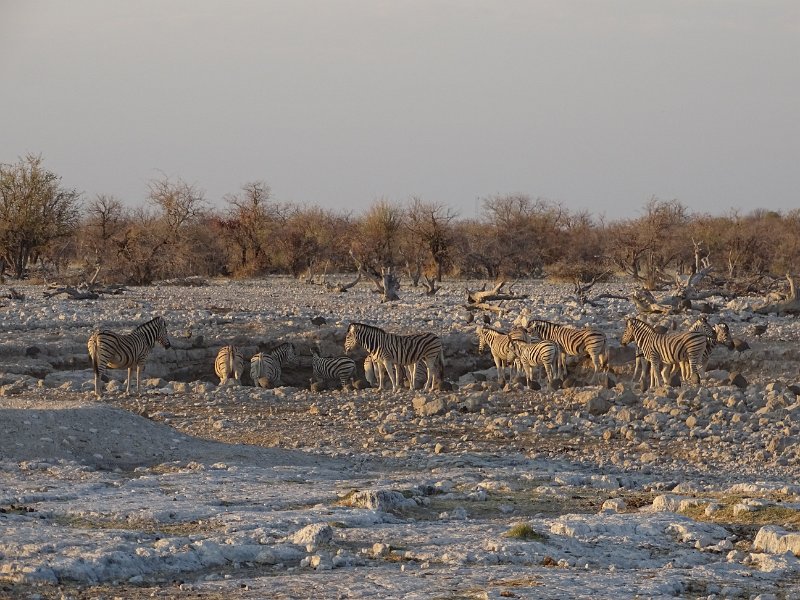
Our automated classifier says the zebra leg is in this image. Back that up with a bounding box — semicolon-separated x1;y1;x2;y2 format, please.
492;353;505;383
544;361;554;385
125;367;133;395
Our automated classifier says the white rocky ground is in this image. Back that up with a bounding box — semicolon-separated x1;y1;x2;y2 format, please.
0;277;799;600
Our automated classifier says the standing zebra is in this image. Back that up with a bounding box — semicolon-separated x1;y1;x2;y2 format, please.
527;319;607;382
675;317;733;379
250;342;296;389
621;317;707;389
215;345;244;385
88;316;171;398
311;351;356;389
511;339;560;387
476;325;517;384
364;356;429;390
344;322;444;391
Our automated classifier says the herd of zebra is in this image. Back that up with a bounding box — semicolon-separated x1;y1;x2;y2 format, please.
478;314;732;391
86;311;735;399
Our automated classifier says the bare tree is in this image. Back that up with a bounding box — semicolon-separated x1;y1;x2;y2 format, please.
404;197;457;282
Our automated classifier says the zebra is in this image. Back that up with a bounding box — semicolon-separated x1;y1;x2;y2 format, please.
511;339;560;387
215;345;244;385
87;316;171;398
674;317;733;379
344;322;444;391
620;317;707;389
250;342;296;389
311;351;356;389
508;325;531;380
250;352;281;389
527;319;607;382
364;356;429;390
476;325;517;384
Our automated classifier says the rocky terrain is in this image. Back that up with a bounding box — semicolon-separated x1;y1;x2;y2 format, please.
1;277;799;599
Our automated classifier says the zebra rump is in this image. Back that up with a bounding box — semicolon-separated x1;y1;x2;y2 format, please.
215;345;244;385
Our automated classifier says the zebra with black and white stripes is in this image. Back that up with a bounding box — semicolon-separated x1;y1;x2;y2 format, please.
364;356;429;390
621;317;707;389
88;316;171;398
679;316;733;379
344;322;444;391
311;351;356;389
511;339;560;387
215;345;244;385
476;325;517;384
527;319;607;382
250;342;296;389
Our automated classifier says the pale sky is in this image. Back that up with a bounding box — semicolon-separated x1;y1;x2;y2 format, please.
1;1;798;219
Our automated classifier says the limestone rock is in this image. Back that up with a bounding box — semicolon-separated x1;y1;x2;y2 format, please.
753;526;800;557
291;523;333;546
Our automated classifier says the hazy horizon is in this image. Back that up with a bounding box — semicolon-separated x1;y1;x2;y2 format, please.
2;1;798;219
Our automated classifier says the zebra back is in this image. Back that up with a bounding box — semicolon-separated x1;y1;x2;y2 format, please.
269;342;296;365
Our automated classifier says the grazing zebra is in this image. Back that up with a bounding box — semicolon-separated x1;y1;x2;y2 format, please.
87;316;171;398
311;351;356;388
250;352;281;388
345;323;444;391
476;325;517;384
215;345;244;385
250;342;296;389
621;317;707;389
511;339;559;387
527;319;607;382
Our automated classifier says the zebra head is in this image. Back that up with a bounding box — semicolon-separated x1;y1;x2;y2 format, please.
344;324;358;353
155;317;171;349
714;322;734;349
138;316;170;349
476;326;487;353
620;318;635;346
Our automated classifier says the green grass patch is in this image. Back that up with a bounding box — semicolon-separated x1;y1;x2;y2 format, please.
503;523;548;541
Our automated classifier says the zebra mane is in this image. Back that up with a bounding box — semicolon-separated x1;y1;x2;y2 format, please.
134;316;164;332
349;322;386;334
479;325;507;335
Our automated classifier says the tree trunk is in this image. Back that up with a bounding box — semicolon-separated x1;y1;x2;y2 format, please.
381;267;400;302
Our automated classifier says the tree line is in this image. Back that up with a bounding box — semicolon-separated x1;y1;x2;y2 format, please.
2;154;798;288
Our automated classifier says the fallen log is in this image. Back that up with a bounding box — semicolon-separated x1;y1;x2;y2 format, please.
754;274;800;315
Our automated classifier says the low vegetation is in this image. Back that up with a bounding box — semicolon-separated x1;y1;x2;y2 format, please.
2;155;799;289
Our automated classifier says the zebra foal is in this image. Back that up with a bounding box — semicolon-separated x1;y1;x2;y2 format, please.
87;316;171;398
476;325;517;384
511;339;560;387
215;345;244;385
527;319;608;382
311;351;356;389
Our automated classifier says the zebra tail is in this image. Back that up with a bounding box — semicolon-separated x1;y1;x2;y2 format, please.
439;347;446;381
89;335;100;377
